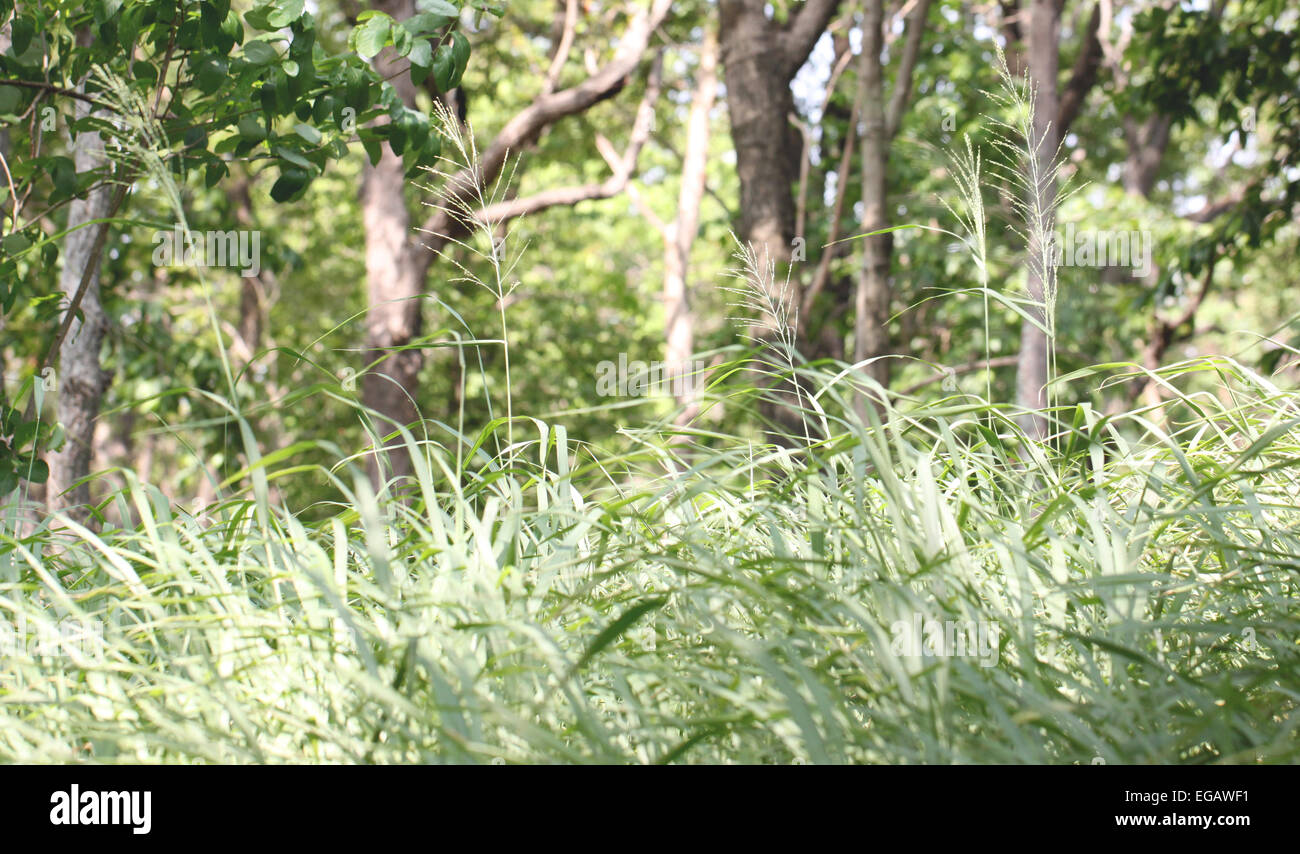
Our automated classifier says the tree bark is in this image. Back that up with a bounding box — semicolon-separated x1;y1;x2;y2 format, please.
718;0;841;312
853;0;932;400
1123;114;1172;198
48;97;113;520
855;0;892;390
665;27;717;426
359;0;424;486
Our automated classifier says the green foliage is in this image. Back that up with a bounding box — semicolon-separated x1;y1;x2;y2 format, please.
0;0;485;495
1;354;1297;763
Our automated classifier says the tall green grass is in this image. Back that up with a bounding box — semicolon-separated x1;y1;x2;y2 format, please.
1;350;1296;763
1;65;1296;764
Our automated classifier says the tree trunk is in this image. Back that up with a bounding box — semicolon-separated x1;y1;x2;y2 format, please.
227;176;267;363
717;0;840;438
664;27;718;427
719;0;799;270
718;0;841;318
360;0;424;486
1123;114;1172;199
1015;0;1060;440
48;97;113;520
855;0;892;391
852;0;932;406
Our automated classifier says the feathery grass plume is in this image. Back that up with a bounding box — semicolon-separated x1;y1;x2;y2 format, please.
415;101;527;464
982;45;1082;427
720;237;816;449
938;134;995;401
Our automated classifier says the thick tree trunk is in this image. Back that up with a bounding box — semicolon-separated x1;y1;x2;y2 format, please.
717;0;839;439
719;0;800;270
1015;0;1060;440
49;98;113;520
360;0;424;486
718;0;841;320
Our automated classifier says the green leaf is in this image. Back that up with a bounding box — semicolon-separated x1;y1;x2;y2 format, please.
20;458;48;485
293;122;321;144
220;9;244;49
393;25;413;57
11;16;34;55
403;12;455;37
200;1;224;45
274;145;314;170
572;598;666;673
408;39;433;85
270;166;311;201
132;60;158;85
205;160;228;188
1;233;30;256
195;57;227;94
423;0;459;17
244;39;280;65
237;115;267;142
432;44;456;92
267;0;305;28
14;421;37;451
431;32;470;92
243;2;277;31
353;15;390;60
0;86;20;116
450;30;470;74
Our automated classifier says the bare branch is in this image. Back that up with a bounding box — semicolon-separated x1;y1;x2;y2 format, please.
777;0;845;78
1056;3;1102;139
886;0;935;139
417;0;671;268
542;0;581;96
473;52;663;229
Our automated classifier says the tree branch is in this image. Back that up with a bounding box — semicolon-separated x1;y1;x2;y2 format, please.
417;0;671;268
542;0;581;96
886;0;934;139
474;52;663;226
777;0;844;79
1;78;101;105
1056;3;1102;139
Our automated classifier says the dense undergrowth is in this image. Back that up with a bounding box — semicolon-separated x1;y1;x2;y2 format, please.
1;352;1297;763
